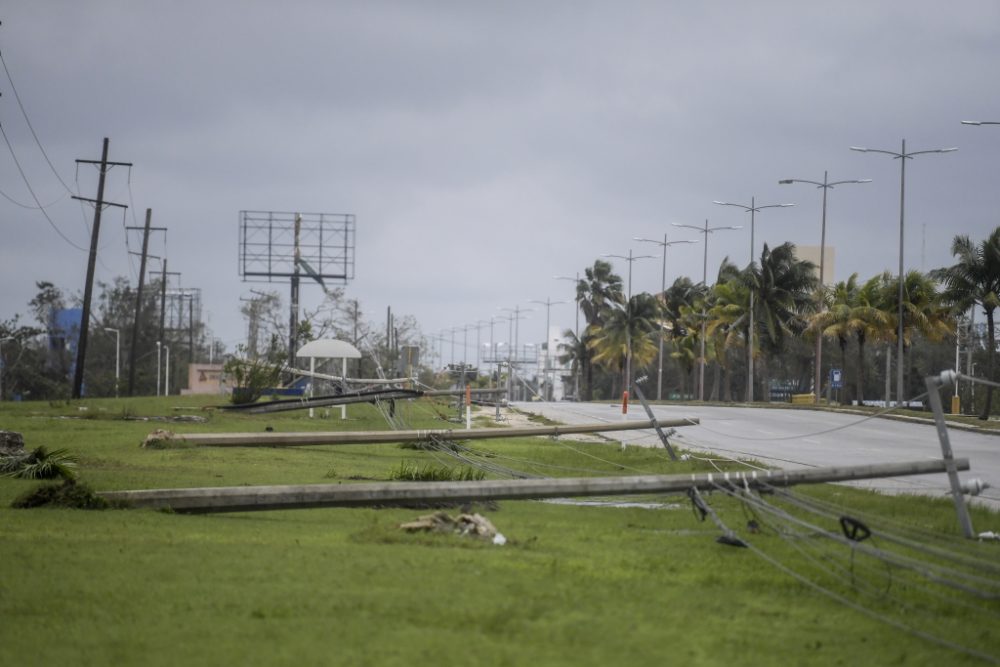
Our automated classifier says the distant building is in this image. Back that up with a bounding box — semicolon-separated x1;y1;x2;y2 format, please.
795;245;835;285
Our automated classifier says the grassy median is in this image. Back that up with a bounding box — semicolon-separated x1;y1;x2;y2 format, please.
1;395;997;666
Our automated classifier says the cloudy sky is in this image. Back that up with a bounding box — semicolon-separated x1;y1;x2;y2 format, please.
2;1;999;365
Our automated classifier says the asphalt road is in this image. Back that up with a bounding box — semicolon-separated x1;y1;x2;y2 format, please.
511;400;1000;513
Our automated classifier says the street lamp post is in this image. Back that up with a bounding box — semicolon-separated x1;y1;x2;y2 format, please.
672;220;742;401
779;172;871;404
602;250;655;399
499;306;531;401
0;336;14;401
473;320;488;373
961;120;1000;126
634;234;698;401
555;274;582;399
164;345;170;396
714;198;794;402
850;140;957;406
530;298;567;401
156;341;162;397
102;327;121;398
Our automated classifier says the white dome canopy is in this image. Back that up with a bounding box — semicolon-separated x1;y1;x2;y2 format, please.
296;338;362;360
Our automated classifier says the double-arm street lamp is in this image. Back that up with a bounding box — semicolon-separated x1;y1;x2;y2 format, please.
602;250;655;399
671;220;742;401
530;298;566;401
779;172;871;404
714;198;794;402
850;140;957;406
634;234;698;401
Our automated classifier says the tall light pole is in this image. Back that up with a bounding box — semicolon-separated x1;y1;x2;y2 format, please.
779;173;871;404
555;274;581;399
473;320;488;373
499;306;531;401
603;250;655;398
672;220;742;401
530;298;567;401
634;235;698;401
850;140;957;406
102;327;121;398
156;341;162;397
961;120;1000;126
163;345;171;396
0;336;14;401
714;198;795;402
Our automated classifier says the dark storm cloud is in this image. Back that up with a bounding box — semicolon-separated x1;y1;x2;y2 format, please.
1;1;999;354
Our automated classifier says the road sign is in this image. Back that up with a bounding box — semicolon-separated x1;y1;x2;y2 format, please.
830;368;843;389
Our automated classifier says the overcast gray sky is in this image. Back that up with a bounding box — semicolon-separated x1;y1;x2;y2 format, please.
2;1;999;365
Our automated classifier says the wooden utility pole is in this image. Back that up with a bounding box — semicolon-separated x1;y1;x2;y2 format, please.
150;417;694;448
126;209;166;396
100;458;967;513
71;138;131;399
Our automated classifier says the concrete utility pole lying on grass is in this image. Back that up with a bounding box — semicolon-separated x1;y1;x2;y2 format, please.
147;418;698;448
100;458;968;513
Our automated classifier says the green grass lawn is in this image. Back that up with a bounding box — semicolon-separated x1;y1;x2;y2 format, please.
1;395;998;666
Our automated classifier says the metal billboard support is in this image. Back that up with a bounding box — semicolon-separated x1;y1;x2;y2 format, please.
238;211;356;365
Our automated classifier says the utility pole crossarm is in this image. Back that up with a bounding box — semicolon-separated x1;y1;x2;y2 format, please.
71;195;127;209
76;159;133;167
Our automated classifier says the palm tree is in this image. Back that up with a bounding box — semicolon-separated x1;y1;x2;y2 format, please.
809;275;860;399
808;274;890;404
879;270;954;401
575;260;625;400
587;292;661;394
752;243;817;401
557;328;585;398
853;274;891;403
932;228;1000;419
705;272;751;402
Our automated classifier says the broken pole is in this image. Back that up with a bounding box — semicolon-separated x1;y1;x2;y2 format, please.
100;458;968;513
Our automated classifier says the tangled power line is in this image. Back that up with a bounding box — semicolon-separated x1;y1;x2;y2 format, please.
379;371;1000;662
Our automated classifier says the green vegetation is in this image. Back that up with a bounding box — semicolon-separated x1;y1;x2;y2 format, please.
1;395;998;666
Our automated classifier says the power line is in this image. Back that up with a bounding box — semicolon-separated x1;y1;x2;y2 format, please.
0;120;87;251
0;46;77;197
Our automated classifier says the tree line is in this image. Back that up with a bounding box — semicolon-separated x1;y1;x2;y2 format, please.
559;228;1000;418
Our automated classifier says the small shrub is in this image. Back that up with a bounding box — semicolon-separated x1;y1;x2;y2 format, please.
389;462;486;482
12;479;125;510
223;343;284;405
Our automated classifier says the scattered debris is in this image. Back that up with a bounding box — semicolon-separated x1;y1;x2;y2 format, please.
142;429;176;449
0;430;26;457
125;415;209;423
399;511;505;544
543;498;682;510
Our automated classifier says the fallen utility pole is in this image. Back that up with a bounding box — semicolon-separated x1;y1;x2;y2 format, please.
150;418;697;448
100;458;967;513
222;388;425;414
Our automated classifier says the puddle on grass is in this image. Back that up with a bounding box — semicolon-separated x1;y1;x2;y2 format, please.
541;499;683;510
